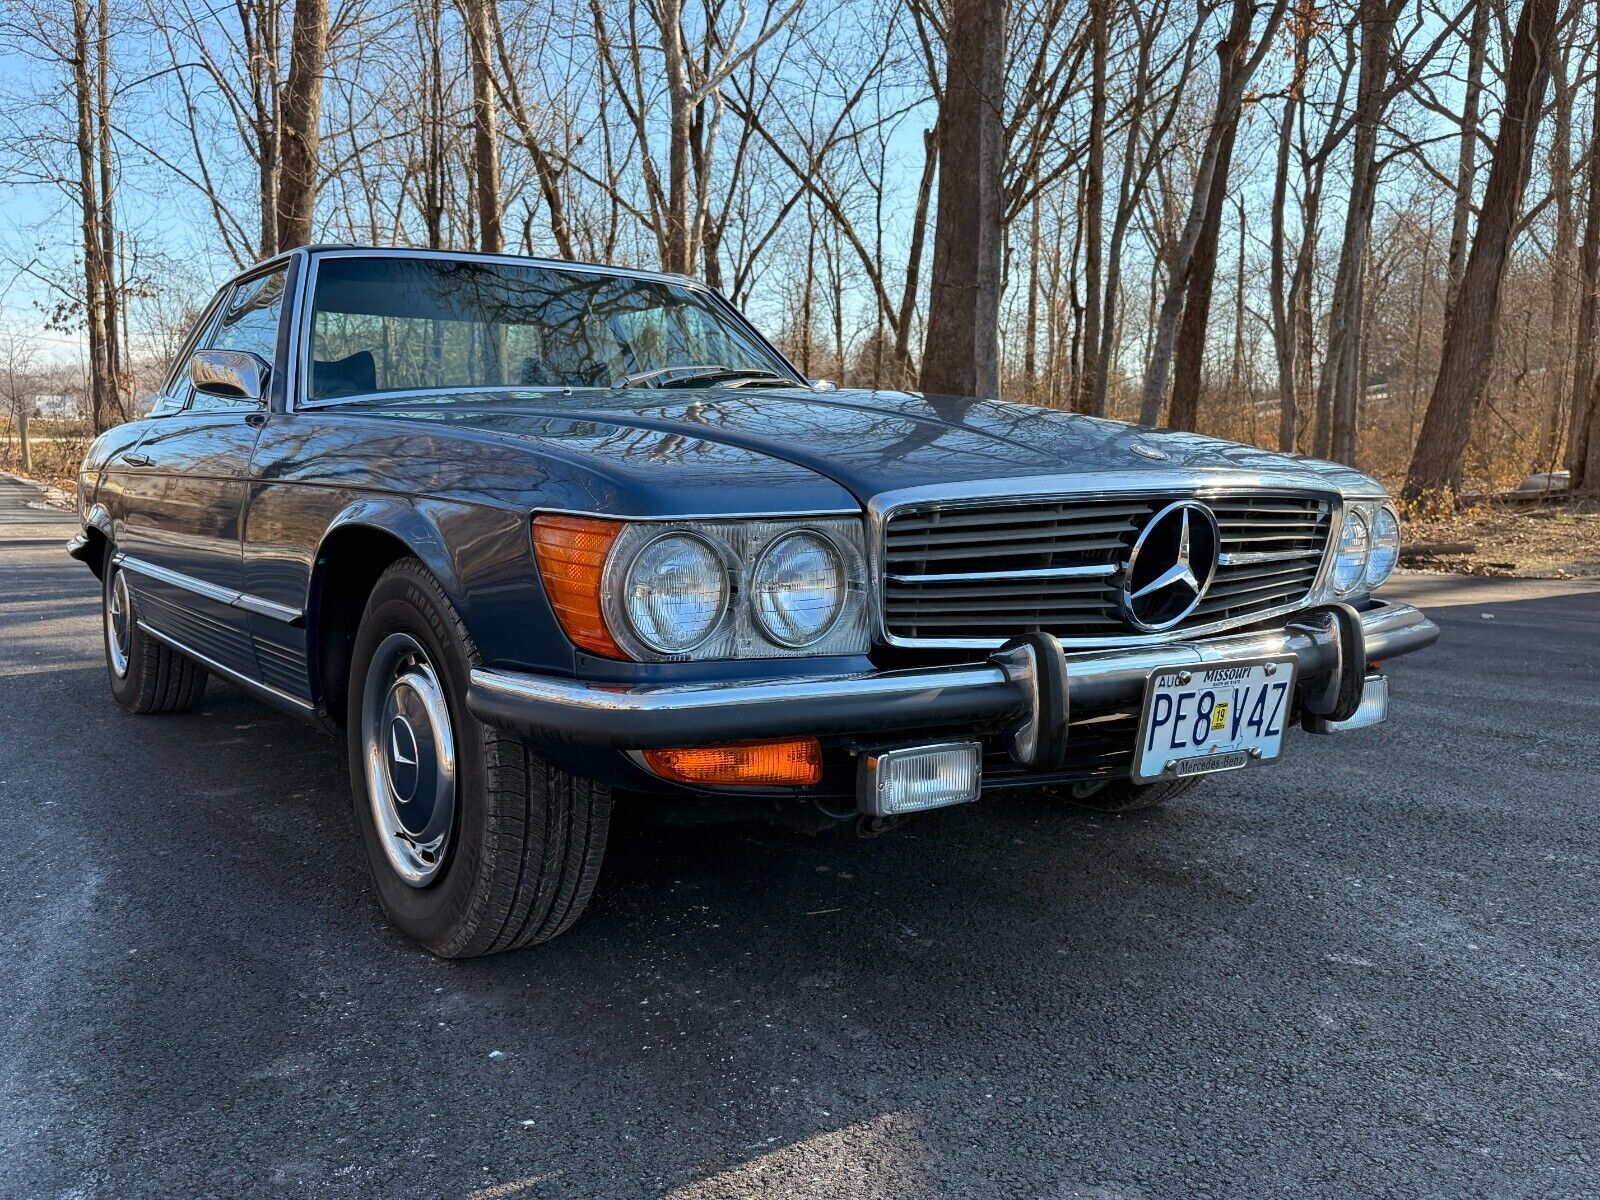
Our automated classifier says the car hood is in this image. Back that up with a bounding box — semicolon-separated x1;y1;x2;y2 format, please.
338;386;1382;515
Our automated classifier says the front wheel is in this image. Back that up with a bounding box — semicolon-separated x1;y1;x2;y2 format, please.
346;558;612;958
102;555;208;714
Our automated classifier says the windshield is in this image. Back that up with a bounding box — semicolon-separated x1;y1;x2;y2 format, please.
304;255;796;401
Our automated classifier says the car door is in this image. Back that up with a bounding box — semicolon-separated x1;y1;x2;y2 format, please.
115;265;287;677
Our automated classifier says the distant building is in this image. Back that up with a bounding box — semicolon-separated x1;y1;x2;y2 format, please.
29;394;82;420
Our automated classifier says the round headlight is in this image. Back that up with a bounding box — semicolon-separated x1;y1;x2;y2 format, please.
1331;509;1370;594
622;533;728;653
751;531;846;648
1366;506;1400;588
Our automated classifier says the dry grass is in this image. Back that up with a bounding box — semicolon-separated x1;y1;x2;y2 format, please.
1401;497;1600;578
0;427;88;496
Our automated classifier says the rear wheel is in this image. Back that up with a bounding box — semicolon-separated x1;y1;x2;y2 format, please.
347;558;612;958
102;556;208;714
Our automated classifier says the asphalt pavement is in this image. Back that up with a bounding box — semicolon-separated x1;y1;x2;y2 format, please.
3;472;1598;1199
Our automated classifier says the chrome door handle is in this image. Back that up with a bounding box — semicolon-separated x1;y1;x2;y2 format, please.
123;452;153;467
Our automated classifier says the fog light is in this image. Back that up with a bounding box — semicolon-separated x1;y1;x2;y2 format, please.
857;742;982;816
1303;673;1389;734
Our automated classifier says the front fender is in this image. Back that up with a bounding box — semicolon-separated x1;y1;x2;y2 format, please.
305;494;572;678
318;497;465;606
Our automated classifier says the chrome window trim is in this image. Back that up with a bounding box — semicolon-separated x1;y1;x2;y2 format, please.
867;471;1343;651
138;620;314;713
293;384;616;412
116;553;303;625
153;289;232;415
289;248;804;413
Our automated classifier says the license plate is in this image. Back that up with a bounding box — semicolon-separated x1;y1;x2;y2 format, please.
1132;657;1296;784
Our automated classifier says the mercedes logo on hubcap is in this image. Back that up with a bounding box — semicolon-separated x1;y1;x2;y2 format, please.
387;715;421;803
1120;500;1220;631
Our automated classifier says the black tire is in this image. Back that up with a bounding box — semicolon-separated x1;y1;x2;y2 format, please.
1048;775;1202;813
102;556;208;714
346;557;612;958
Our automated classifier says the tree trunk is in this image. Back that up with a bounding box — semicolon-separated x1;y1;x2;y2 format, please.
1076;0;1108;414
1404;0;1561;501
1139;0;1285;426
1567;57;1600;491
461;0;503;253
422;0;445;249
1167;109;1241;432
17;401;31;474
70;0;111;435
1269;47;1301;452
1272;1;1323;453
1024;183;1040;402
1540;41;1576;471
1443;0;1489;323
891;125;938;387
276;0;328;252
1315;0;1394;464
801;211;816;376
661;0;693;273
95;0;121;421
919;0;1006;399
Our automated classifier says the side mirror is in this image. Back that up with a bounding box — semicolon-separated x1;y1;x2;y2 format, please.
809;379;838;392
190;349;270;405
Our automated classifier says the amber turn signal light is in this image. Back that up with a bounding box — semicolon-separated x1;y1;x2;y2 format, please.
643;738;824;787
532;514;627;659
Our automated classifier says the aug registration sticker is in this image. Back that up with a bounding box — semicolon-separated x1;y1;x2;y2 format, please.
1132;658;1297;784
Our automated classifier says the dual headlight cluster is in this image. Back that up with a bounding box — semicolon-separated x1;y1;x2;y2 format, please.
1327;500;1401;598
537;515;872;662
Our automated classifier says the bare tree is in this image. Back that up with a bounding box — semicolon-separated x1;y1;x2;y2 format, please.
590;0;804;275
1070;0;1110;411
1442;0;1489;321
1268;0;1327;452
1;336;40;475
70;0;119;432
460;0;503;252
920;0;1007;398
1404;0;1562;501
276;0;329;251
1566;24;1600;491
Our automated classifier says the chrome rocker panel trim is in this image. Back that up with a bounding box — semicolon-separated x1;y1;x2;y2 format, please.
137;620;315;714
115;553;303;625
466;600;1438;760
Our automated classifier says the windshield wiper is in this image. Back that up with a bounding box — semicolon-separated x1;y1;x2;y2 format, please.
655;368;795;389
614;364;798;390
614;364;730;388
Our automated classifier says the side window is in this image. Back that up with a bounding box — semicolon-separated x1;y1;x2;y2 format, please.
192;267;287;411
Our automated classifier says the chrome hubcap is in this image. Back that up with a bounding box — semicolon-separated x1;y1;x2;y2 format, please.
106;568;132;678
361;633;456;887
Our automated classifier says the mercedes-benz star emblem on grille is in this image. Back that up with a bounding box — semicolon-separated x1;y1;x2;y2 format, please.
1120;500;1221;632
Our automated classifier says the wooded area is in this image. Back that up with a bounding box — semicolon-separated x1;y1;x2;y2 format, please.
3;0;1600;503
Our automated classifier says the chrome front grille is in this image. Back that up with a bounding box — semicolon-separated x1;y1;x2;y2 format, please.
881;491;1333;645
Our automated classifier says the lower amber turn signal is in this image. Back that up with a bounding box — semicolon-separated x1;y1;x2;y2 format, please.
643;739;824;787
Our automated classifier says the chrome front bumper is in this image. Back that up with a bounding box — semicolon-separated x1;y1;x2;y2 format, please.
466;601;1439;769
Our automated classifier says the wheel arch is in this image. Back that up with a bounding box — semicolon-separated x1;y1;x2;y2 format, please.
69;503;115;578
306;501;468;723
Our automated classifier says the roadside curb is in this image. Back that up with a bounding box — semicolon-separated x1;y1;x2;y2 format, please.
0;470;75;513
